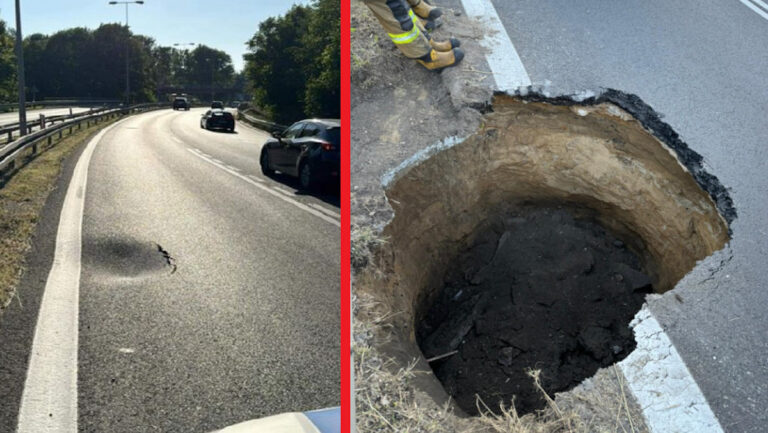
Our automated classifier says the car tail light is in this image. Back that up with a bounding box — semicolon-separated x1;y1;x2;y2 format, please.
320;141;336;151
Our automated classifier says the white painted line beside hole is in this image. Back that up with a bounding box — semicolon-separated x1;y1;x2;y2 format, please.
459;0;532;90
740;0;768;20
186;149;340;227
619;306;725;433
17;117;130;433
750;0;768;11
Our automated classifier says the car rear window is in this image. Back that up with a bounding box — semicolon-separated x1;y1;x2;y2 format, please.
323;127;340;146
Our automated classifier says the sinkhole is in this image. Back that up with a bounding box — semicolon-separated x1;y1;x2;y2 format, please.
362;92;734;417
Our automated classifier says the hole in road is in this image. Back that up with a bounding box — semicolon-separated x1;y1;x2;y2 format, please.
363;93;733;417
84;238;177;278
417;205;651;415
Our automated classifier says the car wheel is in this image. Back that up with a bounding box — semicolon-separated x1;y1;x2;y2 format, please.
299;162;314;190
260;151;275;176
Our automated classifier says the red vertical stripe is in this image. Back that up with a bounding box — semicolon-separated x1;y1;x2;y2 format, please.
340;0;352;430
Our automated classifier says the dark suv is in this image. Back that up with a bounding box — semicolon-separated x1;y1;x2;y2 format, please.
260;119;340;191
173;97;190;111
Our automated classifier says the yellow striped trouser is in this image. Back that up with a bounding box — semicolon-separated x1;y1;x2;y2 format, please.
362;0;431;59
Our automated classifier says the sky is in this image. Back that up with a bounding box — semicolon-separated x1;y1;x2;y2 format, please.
0;0;313;72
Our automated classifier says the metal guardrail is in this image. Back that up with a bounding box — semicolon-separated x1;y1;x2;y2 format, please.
237;110;287;133
0;99;121;112
0;103;168;174
0;106;115;144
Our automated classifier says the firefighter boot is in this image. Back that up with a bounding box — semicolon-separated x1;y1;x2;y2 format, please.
416;47;464;71
430;37;461;52
412;0;443;31
412;0;442;20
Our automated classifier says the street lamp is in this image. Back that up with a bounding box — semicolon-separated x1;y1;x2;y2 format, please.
108;1;144;105
14;0;26;136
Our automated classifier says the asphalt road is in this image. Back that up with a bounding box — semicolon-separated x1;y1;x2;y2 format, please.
444;0;767;431
0;106;91;127
0;108;340;432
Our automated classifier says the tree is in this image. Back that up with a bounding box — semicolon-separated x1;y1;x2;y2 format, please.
0;19;17;103
243;0;340;123
302;0;340;118
22;33;47;101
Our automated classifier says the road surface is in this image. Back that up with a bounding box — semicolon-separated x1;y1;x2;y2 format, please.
437;0;767;431
0;108;340;432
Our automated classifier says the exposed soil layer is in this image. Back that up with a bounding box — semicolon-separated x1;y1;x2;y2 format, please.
417;207;651;415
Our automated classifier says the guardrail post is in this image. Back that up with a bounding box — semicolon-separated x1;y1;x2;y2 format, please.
40;113;46;129
6;131;10;142
47;136;51;146
58;130;62;139
69;107;73;116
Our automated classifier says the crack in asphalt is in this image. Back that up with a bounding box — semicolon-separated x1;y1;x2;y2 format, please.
155;243;177;274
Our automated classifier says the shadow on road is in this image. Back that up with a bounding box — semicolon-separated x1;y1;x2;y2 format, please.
266;172;340;209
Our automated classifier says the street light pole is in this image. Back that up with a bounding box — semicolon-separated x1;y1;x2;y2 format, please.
14;0;27;136
108;1;144;105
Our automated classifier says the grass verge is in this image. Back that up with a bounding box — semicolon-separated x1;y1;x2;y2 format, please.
0;116;120;311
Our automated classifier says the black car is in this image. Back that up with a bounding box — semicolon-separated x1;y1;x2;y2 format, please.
173;97;190;111
200;109;235;132
211;101;224;109
260;119;340;190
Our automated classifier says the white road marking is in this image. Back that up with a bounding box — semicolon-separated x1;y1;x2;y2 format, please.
619;306;725;433
273;186;296;197
309;203;341;219
118;348;136;354
247;175;265;183
459;0;532;90
17;117;129;433
740;0;768;20
186;149;340;227
171;136;183;144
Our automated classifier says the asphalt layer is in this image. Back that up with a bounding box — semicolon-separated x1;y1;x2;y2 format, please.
0;109;340;432
474;1;766;431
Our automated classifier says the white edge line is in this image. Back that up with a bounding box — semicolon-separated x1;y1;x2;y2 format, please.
459;0;532;90
309;203;341;219
749;0;768;13
740;0;768;20
17;116;130;433
619;306;725;433
186;149;340;227
273;186;296;197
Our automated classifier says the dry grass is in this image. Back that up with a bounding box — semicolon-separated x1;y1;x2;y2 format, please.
0;117;119;311
351;225;388;272
354;293;595;433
